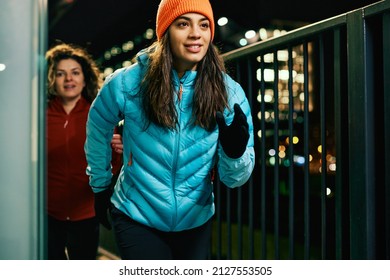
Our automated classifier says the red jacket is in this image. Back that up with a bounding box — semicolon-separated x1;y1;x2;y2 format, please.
47;96;121;221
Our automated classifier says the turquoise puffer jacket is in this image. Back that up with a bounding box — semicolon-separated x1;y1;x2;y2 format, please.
85;51;255;232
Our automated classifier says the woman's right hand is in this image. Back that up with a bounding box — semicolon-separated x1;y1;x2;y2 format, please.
111;134;123;154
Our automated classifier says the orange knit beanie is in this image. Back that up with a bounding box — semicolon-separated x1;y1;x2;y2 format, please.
156;0;215;41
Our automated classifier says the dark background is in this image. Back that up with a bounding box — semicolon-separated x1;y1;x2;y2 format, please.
49;0;380;65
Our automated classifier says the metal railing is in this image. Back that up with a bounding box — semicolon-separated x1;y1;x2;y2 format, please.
211;0;390;260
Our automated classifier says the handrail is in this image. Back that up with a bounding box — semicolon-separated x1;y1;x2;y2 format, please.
222;0;388;61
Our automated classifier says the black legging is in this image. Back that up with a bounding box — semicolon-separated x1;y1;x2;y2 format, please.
47;215;99;260
110;207;212;260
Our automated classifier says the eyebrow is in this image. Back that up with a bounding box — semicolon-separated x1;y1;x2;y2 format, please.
56;67;82;72
175;15;209;22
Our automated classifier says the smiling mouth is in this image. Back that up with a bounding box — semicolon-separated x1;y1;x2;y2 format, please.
186;45;202;52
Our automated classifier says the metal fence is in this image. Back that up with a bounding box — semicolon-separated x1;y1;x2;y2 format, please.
211;0;390;260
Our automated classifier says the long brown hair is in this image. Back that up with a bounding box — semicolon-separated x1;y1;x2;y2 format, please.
140;35;229;131
45;42;102;103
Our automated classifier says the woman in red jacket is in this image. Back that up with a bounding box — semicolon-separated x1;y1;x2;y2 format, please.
46;43;122;259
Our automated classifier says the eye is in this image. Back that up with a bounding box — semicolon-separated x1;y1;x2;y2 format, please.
200;21;210;29
177;21;189;27
200;22;209;28
55;72;64;77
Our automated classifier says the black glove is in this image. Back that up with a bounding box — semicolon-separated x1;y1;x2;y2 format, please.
216;103;249;159
94;188;113;230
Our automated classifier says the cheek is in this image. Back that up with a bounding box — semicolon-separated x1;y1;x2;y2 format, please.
54;78;62;89
81;75;86;86
77;76;86;87
203;32;211;47
169;38;181;57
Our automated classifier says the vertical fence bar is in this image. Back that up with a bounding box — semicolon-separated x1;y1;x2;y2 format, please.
347;8;376;259
259;54;267;259
248;173;254;259
333;27;345;260
382;10;390;260
287;46;295;259
234;61;243;260
248;57;256;259
318;34;328;260
273;51;280;259
303;41;311;260
237;180;243;259
244;58;255;260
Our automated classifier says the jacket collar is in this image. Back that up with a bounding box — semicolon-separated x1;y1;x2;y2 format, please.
50;95;90;114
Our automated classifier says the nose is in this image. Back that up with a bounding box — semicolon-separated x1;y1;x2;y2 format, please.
189;26;201;38
64;73;73;81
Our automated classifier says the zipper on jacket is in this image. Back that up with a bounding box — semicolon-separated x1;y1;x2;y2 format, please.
178;83;183;101
170;82;184;230
64;115;71;218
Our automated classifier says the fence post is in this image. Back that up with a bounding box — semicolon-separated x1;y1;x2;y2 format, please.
346;8;376;260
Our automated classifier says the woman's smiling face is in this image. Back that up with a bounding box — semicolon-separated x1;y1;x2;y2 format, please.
168;12;211;75
54;58;85;103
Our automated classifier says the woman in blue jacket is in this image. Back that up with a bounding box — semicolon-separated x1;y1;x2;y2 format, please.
85;0;255;260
